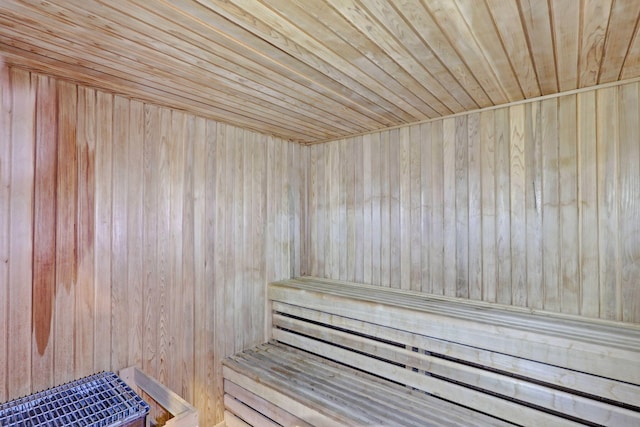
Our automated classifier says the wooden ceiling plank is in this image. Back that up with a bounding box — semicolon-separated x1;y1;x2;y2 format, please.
0;44;321;142
271;0;451;116
550;0;580;91
366;0;480;110
453;0;525;102
423;0;509;105
86;0;378;134
283;0;443;119
620;14;640;80
518;0;558;95
323;0;464;115
598;0;640;83
485;0;541;98
198;0;428;122
392;0;493;108
164;0;401;129
0;7;330;139
12;0;346;138
578;0;613;88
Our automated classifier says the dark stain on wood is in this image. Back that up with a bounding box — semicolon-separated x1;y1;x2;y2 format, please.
32;75;57;356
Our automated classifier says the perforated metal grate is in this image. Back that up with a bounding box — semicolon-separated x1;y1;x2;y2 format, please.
0;372;149;426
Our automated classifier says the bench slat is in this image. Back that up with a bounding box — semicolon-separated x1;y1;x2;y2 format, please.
270;282;640;384
274;313;640;425
273;301;640;408
274;328;584;427
224;380;312;427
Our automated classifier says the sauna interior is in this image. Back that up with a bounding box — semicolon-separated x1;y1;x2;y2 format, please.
1;1;640;426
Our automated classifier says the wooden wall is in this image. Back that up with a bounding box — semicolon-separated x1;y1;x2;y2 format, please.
306;81;640;324
0;66;304;426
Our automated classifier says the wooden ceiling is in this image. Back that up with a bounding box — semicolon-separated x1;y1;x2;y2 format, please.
1;0;639;143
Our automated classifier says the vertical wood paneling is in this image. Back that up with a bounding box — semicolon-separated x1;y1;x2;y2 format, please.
32;73;56;393
1;68;300;427
307;80;640;325
0;61;9;403
8;68;34;398
94;90;113;373
525;102;543;309
509;104;526;307
75;86;96;379
618;83;640;322
597;87;620;320
541;98;561;312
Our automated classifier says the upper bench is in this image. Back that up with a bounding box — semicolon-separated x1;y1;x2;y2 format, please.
224;276;640;426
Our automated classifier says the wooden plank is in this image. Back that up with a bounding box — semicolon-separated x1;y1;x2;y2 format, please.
8;67;34;398
252;132;266;346
551;0;580;91
111;95;129;373
224;380;313;427
518;0;557;94
409;125;422;292
75;85;96;378
0;59;9;403
596;87;620;320
345;138;356;282
273;331;579;427
467;113;482;301
197;118;213;426
509;104;526;307
599;0;640;83
419;123;431;294
273;302;640;408
430;120;444;295
370;132;381;286
389;128;401;288
525;102;543;310
54;79;78;386
157;107;172;386
31;72;56;393
362;135;372;284
353;136;364;283
224;394;281;427
578;0;612;87
273;318;640;426
480;110;496;302
541;98;561;312
454;116;468;298
379;130;390;287
143;104;159;383
169;110;186;392
224;411;252;427
618;82;640;323
577;90;599;318
485;0;540;98
182;114;195;402
494;107;511;305
338;139;347;281
94;90;113;373
442;118;456;296
128;99;144;369
399;126;411;290
205;118;220;424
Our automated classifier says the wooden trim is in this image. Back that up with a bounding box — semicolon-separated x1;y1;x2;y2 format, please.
120;366;199;427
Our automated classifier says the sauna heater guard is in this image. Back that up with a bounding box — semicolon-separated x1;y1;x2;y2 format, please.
0;371;150;426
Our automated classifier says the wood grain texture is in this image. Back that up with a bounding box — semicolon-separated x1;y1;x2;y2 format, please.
307;81;640;324
1;0;638;143
0;58;9;403
0;67;300;426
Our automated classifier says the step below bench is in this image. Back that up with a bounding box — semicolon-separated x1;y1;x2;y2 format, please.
223;277;640;426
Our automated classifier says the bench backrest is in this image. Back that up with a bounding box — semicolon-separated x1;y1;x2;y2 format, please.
269;277;640;427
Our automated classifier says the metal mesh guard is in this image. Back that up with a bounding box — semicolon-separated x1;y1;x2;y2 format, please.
0;372;150;427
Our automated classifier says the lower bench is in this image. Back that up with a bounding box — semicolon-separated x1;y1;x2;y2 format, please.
223;277;640;426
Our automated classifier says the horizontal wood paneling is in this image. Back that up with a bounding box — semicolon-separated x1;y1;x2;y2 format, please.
1;0;639;143
0;66;301;426
306;81;640;324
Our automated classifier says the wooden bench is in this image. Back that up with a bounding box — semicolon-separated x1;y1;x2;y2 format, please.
222;277;640;426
